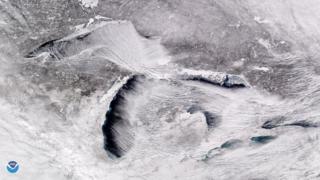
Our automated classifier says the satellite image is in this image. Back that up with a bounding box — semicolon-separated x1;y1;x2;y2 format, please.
1;0;320;179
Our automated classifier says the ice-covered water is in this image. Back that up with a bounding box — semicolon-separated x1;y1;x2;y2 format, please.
1;0;320;179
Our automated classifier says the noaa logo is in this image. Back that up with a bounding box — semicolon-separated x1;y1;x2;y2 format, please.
6;161;19;174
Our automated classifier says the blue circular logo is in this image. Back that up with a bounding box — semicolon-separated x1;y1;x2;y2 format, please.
6;161;19;174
